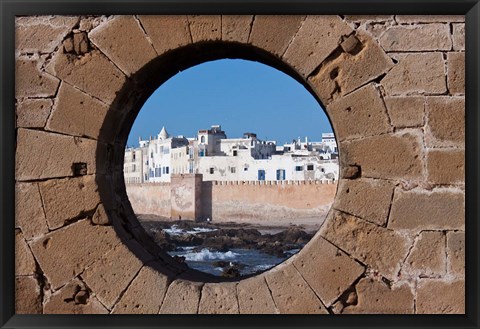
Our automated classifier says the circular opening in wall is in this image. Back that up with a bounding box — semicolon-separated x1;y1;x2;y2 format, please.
123;58;339;279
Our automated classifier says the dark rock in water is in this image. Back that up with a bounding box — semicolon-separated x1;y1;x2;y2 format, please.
153;231;176;251
174;234;203;246
222;266;241;278
173;255;186;263
212;260;229;268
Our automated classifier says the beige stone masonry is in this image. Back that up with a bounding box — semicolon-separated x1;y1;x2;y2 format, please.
389;189;464;231
29;219;122;290
15;182;49;240
382;53;446;95
16;58;60;98
138;16;191;55
15;230;37;276
425;96;465;148
16;16;79;54
341;278;414;314
334;178;395;226
16;98;53;128
395;15;464;23
427;149;465;185
237;276;278;314
198;283;239;314
159;279;202;314
39;175;100;230
265;264;328;314
221;15;253;43
283;15;352;77
416;279;465;314
447;52;465;94
326;84;392;141
309;32;393;104
43;279;109;314
82;241;152;310
112;264;171;314
46;83;110;140
321;212;410;279
16;129;97;180
89;16;157;76
249;15;305;57
341;131;424;180
452;23;465;51
402;231;446;278
446;231;465;277
187;15;221;42
293;236;364;306
46;50;126;104
379;24;451;52
384;96;425;128
15;276;42;314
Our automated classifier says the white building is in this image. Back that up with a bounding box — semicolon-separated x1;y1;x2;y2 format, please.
124;125;339;183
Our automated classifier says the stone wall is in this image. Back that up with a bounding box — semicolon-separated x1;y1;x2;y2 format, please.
15;15;464;314
125;179;337;223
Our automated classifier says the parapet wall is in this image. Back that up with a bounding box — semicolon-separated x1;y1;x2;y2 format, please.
14;14;465;315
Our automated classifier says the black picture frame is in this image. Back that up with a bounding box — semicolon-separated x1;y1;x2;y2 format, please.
1;1;478;328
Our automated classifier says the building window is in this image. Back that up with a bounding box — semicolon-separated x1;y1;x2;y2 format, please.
201;136;205;143
295;165;303;171
276;169;286;180
244;167;248;171
209;167;214;174
307;164;314;171
258;169;265;181
166;167;169;174
233;150;237;156
150;152;153;159
230;167;236;174
132;164;136;172
132;152;136;161
199;150;205;157
321;168;325;173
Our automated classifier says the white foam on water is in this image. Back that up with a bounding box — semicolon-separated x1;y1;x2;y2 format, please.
163;225;184;236
185;227;218;234
183;248;239;261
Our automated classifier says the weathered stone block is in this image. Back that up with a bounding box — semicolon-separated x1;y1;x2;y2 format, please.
188;15;221;42
89;16;157;76
15;276;42;314
112;265;170;314
427;149;465;185
16;129;97;180
452;23;465;51
447;52;465;94
16;99;53;128
388;189;464;231
416;279;465;314
342;278;414;314
326;84;392;141
46;50;126;104
138;15;191;55
15;230;36;276
283;15;352;77
82;241;151;309
16;58;60;98
237;275;277;314
265;264;328;314
45;83;109;139
395;15;464;23
198;283;239;314
249;15;305;57
43;279;108;314
382;53;446;95
309;32;393;104
15;182;48;240
92;203;110;225
379;24;451;51
159;280;202;314
293;236;364;306
321;212;410;279
221;15;253;43
39;175;100;230
334;178;394;226
29;219;121;289
15;16;79;54
447;231;465;277
426;96;464;147
402;231;446;278
341;131;424;180
384;96;424;128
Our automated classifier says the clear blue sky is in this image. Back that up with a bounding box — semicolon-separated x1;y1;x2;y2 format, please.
127;59;333;147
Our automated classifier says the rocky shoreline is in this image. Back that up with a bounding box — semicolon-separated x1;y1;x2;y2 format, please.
138;215;316;277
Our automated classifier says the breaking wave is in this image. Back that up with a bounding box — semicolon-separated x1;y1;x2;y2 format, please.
183;248;239;261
